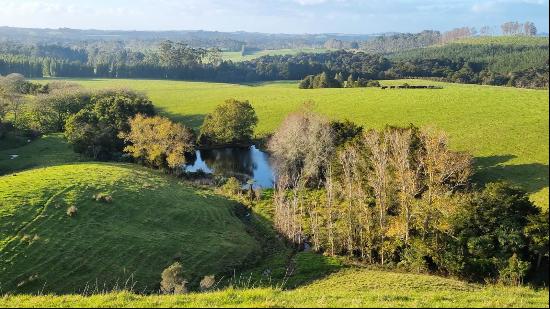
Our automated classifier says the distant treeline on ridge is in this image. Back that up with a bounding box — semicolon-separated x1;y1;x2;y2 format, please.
0;38;548;89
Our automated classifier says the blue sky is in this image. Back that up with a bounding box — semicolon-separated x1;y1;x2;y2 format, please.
0;0;548;34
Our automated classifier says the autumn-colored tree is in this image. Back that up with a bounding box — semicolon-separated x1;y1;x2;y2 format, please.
417;127;472;238
364;129;392;265
120;114;194;169
388;126;422;244
269;108;334;244
269;108;334;188
65;89;155;159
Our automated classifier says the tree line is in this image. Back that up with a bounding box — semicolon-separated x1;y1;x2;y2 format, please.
360;21;539;54
360;31;442;54
267;110;548;284
299;72;380;89
501;21;538;36
1;41;548;88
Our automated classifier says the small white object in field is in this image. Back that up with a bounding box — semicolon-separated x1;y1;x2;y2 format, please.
9;155;19;160
27;139;31;143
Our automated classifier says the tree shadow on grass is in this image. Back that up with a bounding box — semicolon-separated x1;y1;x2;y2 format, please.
473;155;549;195
154;108;206;130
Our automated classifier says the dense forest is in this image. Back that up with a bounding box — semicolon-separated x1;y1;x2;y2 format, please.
3;42;547;88
1;25;548;89
391;38;549;74
359;30;442;54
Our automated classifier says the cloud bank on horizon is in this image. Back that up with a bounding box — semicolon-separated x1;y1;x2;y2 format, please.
0;0;548;34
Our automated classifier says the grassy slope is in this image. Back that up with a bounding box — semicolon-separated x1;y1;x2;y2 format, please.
1;268;547;308
43;78;549;208
0;83;547;307
0;163;260;294
0;134;82;175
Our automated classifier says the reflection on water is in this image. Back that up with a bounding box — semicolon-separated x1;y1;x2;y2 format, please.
185;146;275;188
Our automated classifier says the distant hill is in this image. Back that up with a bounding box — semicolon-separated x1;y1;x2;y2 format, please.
0;26;376;51
359;30;442;53
390;35;549;74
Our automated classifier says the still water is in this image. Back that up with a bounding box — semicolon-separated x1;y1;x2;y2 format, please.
185;146;275;188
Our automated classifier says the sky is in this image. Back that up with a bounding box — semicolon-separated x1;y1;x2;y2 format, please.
0;0;548;34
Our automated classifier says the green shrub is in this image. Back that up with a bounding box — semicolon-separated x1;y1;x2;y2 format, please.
198;99;258;146
398;240;430;273
499;254;530;286
220;177;242;196
367;80;381;87
64;89;155;160
299;72;342;89
450;182;539;281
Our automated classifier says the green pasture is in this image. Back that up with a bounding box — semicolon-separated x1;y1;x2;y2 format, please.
41;78;548;208
0;163;260;294
1;267;547;307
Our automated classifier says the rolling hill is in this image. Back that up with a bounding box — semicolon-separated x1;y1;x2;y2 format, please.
390;36;549;74
38;78;549;209
0;162;261;294
1;77;546;307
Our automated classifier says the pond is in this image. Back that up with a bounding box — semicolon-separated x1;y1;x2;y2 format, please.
184;146;275;188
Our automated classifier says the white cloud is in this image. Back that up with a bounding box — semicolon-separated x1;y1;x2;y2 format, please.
293;0;328;5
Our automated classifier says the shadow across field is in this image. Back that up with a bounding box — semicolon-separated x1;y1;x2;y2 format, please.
473;155;549;194
237;80;298;87
155;108;206;130
230;194;342;291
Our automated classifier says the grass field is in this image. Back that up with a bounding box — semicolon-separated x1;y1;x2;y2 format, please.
0;162;261;294
0;79;548;307
0;163;547;308
0;134;83;175
40;78;549;208
1;267;547;308
221;48;329;62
